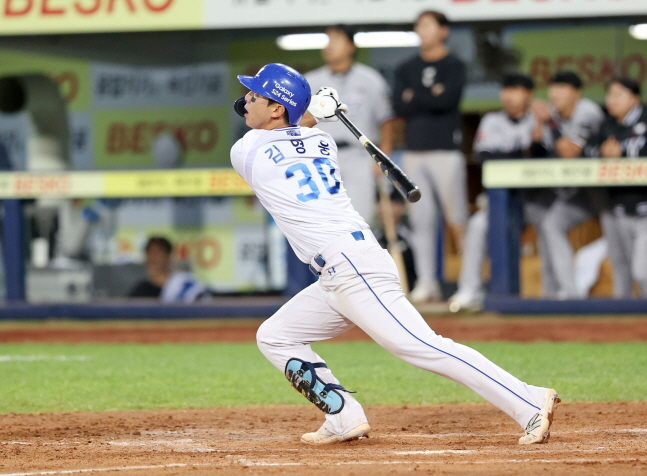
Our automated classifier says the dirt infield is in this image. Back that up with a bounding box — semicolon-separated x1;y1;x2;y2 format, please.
1;315;647;343
1;316;646;475
1;403;646;475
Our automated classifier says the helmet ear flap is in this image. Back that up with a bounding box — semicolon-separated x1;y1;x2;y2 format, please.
233;96;247;117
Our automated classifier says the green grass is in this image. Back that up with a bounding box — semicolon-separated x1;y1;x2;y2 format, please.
0;341;645;413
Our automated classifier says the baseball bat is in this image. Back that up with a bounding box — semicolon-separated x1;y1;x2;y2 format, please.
335;109;421;203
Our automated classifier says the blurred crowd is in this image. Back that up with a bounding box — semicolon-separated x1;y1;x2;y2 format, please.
307;10;647;308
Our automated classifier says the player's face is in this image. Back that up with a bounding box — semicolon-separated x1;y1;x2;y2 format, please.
323;29;356;64
605;82;640;121
414;14;448;49
500;86;532;118
548;83;579;114
243;90;276;129
145;243;170;274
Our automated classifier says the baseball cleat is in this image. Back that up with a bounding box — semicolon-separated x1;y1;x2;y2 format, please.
300;423;370;445
519;388;561;444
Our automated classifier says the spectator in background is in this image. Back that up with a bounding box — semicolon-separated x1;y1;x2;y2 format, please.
587;78;647;297
392;10;468;303
305;24;394;225
449;73;538;311
530;71;605;299
129;236;209;303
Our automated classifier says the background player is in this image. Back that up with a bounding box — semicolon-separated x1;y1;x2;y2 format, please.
232;62;559;447
392;10;468;303
449;74;537;311
531;71;605;299
305;24;394;225
587;77;647;297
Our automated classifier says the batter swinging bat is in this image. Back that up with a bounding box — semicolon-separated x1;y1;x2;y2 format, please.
335;109;421;203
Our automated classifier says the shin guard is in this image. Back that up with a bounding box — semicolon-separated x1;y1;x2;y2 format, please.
284;358;354;415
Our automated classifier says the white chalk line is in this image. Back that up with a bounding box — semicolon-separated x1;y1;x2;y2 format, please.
232;457;642;467
386;427;647;438
0;464;198;476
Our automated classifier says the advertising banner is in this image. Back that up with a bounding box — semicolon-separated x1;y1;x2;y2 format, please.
206;0;647;29
0;0;202;35
483;159;647;188
509;26;647;103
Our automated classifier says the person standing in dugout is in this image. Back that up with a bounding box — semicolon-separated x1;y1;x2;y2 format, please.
305;24;394;226
530;71;605;299
586;77;647;297
392;10;469;303
231;62;559;446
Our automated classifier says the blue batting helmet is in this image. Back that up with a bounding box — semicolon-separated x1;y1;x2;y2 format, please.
237;63;311;125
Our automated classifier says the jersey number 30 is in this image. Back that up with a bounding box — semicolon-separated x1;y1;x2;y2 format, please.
285;158;340;202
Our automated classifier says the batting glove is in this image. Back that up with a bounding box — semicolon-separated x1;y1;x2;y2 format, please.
308;87;349;123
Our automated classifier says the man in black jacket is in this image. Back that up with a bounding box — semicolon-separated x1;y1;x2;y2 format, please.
587;77;647;297
393;10;468;303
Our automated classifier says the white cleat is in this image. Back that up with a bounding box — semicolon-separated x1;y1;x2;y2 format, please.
447;292;484;313
519;388;561;444
409;280;441;304
300;423;370;445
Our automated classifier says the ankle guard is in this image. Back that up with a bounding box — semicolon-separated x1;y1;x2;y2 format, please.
285;358;355;415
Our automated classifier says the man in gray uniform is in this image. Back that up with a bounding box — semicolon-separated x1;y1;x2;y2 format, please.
449;74;537;311
305;24;394;226
531;71;605;299
587;77;647;297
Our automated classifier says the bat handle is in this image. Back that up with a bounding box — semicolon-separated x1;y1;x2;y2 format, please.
407;187;422;203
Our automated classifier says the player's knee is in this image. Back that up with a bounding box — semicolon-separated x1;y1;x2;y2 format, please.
256;319;276;356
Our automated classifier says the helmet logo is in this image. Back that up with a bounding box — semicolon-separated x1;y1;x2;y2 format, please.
273;81;294;98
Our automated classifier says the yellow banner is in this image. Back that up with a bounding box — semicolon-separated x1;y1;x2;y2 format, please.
0;169;252;198
0;0;202;35
483;159;647;188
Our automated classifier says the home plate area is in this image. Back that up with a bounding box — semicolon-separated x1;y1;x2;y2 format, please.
1;402;645;476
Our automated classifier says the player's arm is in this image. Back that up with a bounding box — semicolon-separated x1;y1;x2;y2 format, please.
394;61;466;116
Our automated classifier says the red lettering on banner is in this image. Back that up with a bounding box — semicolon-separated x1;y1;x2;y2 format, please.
598;162;647;183
621;54;647;83
52;71;79;103
5;0;32;15
105;120;219;155
13;176;72;196
143;0;172;12
3;0;175;16
529;53;647;89
107;0;135;13
74;0;100;14
42;0;64;14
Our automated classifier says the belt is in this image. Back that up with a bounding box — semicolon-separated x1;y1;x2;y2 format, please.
308;231;365;275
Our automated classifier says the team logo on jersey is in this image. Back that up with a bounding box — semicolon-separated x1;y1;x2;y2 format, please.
286;129;301;137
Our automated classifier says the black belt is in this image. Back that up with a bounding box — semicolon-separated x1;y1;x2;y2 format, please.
309;231;365;275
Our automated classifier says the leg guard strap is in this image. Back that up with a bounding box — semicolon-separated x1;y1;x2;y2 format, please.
285;358;355;415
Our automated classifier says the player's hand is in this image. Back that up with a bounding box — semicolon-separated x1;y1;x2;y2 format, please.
308;87;349;123
600;136;622;158
530;99;551;123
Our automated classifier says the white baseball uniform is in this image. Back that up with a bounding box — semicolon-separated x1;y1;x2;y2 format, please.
305;63;394;225
231;125;549;437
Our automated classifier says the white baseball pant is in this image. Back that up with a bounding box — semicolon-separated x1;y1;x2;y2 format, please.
257;230;548;436
403;150;468;285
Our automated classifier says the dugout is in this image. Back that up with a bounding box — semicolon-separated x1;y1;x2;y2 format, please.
0;1;646;315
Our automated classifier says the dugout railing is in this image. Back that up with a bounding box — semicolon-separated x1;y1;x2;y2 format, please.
1;161;646;317
483;158;647;314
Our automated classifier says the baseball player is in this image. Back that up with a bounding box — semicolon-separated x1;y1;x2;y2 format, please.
587;77;647;297
531;71;605;299
449;74;538;311
392;10;469;303
305;24;394;226
231;62;559;446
